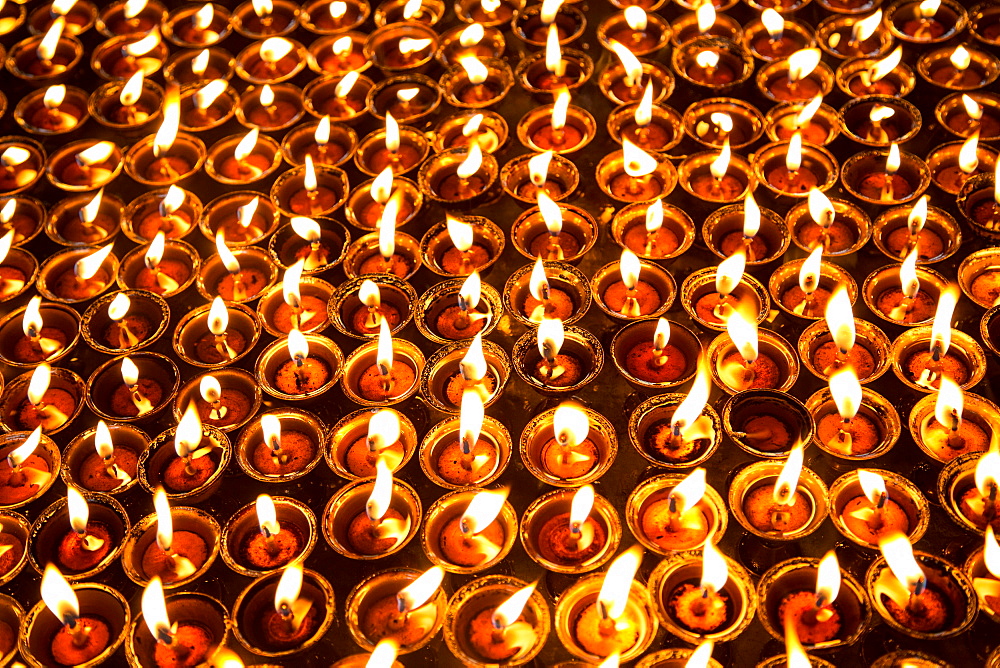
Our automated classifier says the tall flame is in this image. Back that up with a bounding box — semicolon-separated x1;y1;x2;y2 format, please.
899;247;920;299
397;566;444;612
787;48;821;83
74;244;113;280
461;488;508;535
825;286;855;354
700;540;728;593
598;545;643;621
670;467;707;516
715;249;745;297
772;441;804;505
622;139;657;178
42;563;79;626
554;402;589;449
829;366;862;421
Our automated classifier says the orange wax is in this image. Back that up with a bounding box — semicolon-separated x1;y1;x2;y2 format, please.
51;616;111;665
357;361;416;401
239;520;303;568
608;173;664;201
574;601;641;656
780;285;833;316
246;100;299;128
523;288;575;322
218;153;272;180
779;591;841;644
152;622;214;668
719;230;769;261
344;435;404;478
686;62;737;85
145;156;193;183
816;412;881;455
720;350;781;390
766;165;819;194
289;187;337;215
669;583;729;632
52;269;110;300
875;288;936;323
434;438;498;485
812;341;877;380
625;343;687;384
767;75;822;102
0;445;50;505
688;172;745;200
856;172;914;202
640;498;708;550
645;418;704;464
438;515;505;566
537;512;606;564
362;594;435;647
602;280;661;316
141;531;208;583
528;231;581;260
884;227;945;261
622;225;680;258
795;219;857;253
274;358;331;395
251;431;316;476
842;495;909;543
744;484;811;533
57;523;112;572
347;508;406;554
540;438;598;480
881;588;949;633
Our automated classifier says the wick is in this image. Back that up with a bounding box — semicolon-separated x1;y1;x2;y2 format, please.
742;235;756;262
64;615;92;648
214;332;235;361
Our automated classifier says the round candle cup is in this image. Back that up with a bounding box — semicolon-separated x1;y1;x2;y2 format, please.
120;506;219;588
235;408;325;483
325;407;418;480
909;391;999;463
500;152;578;204
96;0;166;36
679;266;770;332
414;278;503;344
597;10;671;56
267;219;349;274
123;134;205;187
608;102;683;153
670;11;743;47
300;0;369;32
672;37;755;90
757;557;871;650
304;74;373;125
873;202;960;265
555;573;657;663
355;126;431;178
861;263;948;327
89;34;168;81
628;393;721;469
46;140;124;193
829;469;929;550
936;92;1000;141
342;231;422;281
596;149;678;204
917;46;1000;92
510;203;597;263
172;301;261;368
520;487;621;572
236;83;305;132
445;576;549;667
270;165;349;218
364;22;439;73
418;148;500;209
255;333;344;401
503;261;591;327
366;74;442;125
14;86;89;135
419;337;510;412
80;290;169;355
743;17;814;61
0;138;44;196
768;258;858;320
729;460;829;542
162;3;231;46
816;15;893;61
322;476;421;559
841;149;932;205
36;246;119;305
683;98;765;150
512;325;603;396
706;327;799;394
865;551;976;639
0;512;29;585
751;140;838;199
519;406;615;486
46;192;124;247
27;0;95;34
839;97;922;148
798;317;892;384
441;59;514;109
436;24;506;67
328;275;417;340
678;151;755;204
232;0;299;37
958;248;1000;310
0;430;61;510
137;424;230;505
591;259;676;321
434;110;508;153
835;56;916;98
163;47;236;87
513;48;594;96
422;488;518;573
0;301;80;369
884;0;969;43
307;32;369;77
126;593;230;668
20;583;128;668
0;246;36;303
196;245;279;303
5;33;84;87
927;141;999;195
723;390;814;459
27;492;128;580
940;452;1000;535
204;133;282;185
257;277;335;336
517;103;596;155
200;191;281;248
958;173;1000;240
648;552;756;644
971;2;1000;45
597;60;675;106
122;187;201;243
173;368;262;434
281;120;358;168
611;201;694;261
626;473;727;555
610;319;701;390
232;569;334;657
419;413;512;488
340;336;423;406
0;194;46;247
788;196;871;256
85;352;179;423
420;216;505;278
804;386;902;460
221;497;317;577
60;423;148;496
345;176;422;230
703;203;790;265
344;568;447;654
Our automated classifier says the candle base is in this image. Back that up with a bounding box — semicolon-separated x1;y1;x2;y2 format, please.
720;351;780;391
625;343;687;384
361;596;430;647
16;389;75;431
875;288;935;323
816;413;881;456
434;438;498;486
439;515;505;567
140;532;208;583
640;502;708;551
0;453;50;505
778;591;841;644
795;220;857;254
274;358;331;395
345;437;404;478
347;508;405;555
669;584;729;633
51;616;111;665
57;524;112;571
240;522;303;569
744;486;810;534
602;280;661;316
842;496;909;544
260;607;320;650
881;590;949;634
812;342;877;380
52;271;109;301
522;289;575;322
350;304;401;336
152;622;213;668
468;608;519;661
195;390;253;428
645;419;700;463
537;513;606;565
162;454;216;493
357;362;415;402
216;269;268;301
251;432;316;476
574;602;640;655
540;438;598;480
531;353;583;388
79;448;138;492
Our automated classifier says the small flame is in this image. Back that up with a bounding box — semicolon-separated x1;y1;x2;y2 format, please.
950;44;971;71
623;139;657;178
609;41;643;88
23;296;45;340
259;84;275;107
869;45;902;82
852;9;883;42
458;271;481;312
95;420;113;460
256;493;280;536
461;488;508;535
829;365;862;421
290;216;321;243
80;188;103;225
550;87;570;131
153;87;179;158
899;247;920;299
398;37;432;56
108;293;131;322
359;279;381;309
376;319;393;374
160;185;184;216
700;540;728;593
598;545;643;621
538;192;563;236
142;577;172;643
460;388;485;451
282;259;304;310
570;484;595;532
772;441;804;505
215;232;240;274
457;143;483;179
372;167;394;205
43;85;66;110
886;142;901;175
460;23;485;47
154;486;173;550
761;8;784;41
0;199;15;224
670;467;707;516
808;188;835;229
529;258;549;303
930;286;958;357
879;532;926;594
314;116;331;146
799;245;824;296
194;3;214;30
685;642;716;668
963;94;983;120
335;71;359;99
262;414;281;451
816;550;841;605
37;18;65;63
124;0;148;18
174;401;203;459
191;49;210;76
715;249;745;297
0;147;29;168
288;327;310;365
462;114;484;138
976;449;1000;499
238;196;259;229
934;376;964;430
653;317;670;350
635;81;654;127
788;48;821;82
619;249;641;290
624;6;647;31
858;470;887;507
274;563;303;616
125;28;161;57
303;155;319;193
907;195;928;236
985;527;1000;579
367;409;400;453
537;317;564;361
396;87;420;103
252;0;273;16
492;583;535;629
545;24;564;76
366;457;394;522
74;244;113;281
726;307;758;364
459;56;489;85
42;563;80;627
710;138;731;180
199;375;221;405
260;38;293;63
539;0;562;23
795;94;824;127
786;132;803;173
0;229;11;266
554;402;589;449
696;0;716;33
6;427;42;468
672;355;711;440
208;296;228;335
397;566;444;612
67;485;90;535
367;640;399;668
959;131;980;174
461;332;487;383
743;192;760;238
233;128;259;163
120;355;140;387
529;151;553;187
329;0;348;17
27;363;50;407
448;215;474;252
76;141;115;167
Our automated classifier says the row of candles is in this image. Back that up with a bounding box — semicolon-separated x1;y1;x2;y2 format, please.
0;0;998;665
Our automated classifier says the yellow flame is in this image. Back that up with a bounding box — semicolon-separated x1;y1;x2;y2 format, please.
199;375;221;404
619;249;641;290
252;0;273;16
672;355;711;439
359;279;381;309
670;467;707;517
928;285;957;356
461;333;488;385
287;327;310;364
710;138;731;181
153;87;179;158
545;24;564;76
27;363;50;407
402;0;422;19
899;247;920;299
963;94;983;120
529;151;553;186
685;641;716;668
492;582;536;629
366;409;400;453
191;49;210;76
977;449;1000;498
0;147;29;168
959;131;980;174
858;469;887;507
154;486;173;550
303;154;318;193
761;8;784;41
37;18;65;63
0;199;15;225
772;441;804;505
851;9;883;42
125;28;161;57
539;0;562;23
335;71;359;98
570;484;595;530
808;190;835;231
194;3;214;30
886;143;902;177
262;414;281;452
23;296;45;340
457;143;483;180
460;23;485;47
799;245;824;296
879;532;926;593
650;320;670;354
623;139;657;178
6;427;42;467
950;44;971;71
376;319;393;373
120;355;141;387
396;87;420;103
215;231;240;274
870;45;902;82
462;114;484;139
726;307;758;364
715;249;745;297
397;566;444;612
74;244;113;280
366;457;394;522
274;563;303;616
785;132;803;173
829;365;862;421
259;84;275;107
314;116;331;146
550;87;570;131
256;493;280;536
67;485;89;534
79;188;102;225
458;270;481;312
538;192;562;236
907;195;928;236
460;388;485;450
461;488;508;535
282;259;304;310
529;258;549;304
43;85;66;110
208;296;228;335
367;640;399;668
42;564;79;626
795;94;824;127
76;141;115;167
0;229;12;266
448;215;474;252
290;216;321;243
260;37;293;63
459;56;489;85
696;0;715;33
537;316;564;360
232;128;258;163
624;6;647;31
108;293;131;322
700;540;729;594
398;37;432;56
609;41;643;88
740;192;760;239
141;576;172;642
599;545;643;621
600;654;621;668
985;527;1000;579
934;375;964;429
634;80;654;127
95;420;113;460
174;401;203;458
238;196;259;229
372;167;394;205
784;610;811;668
816;549;841;604
788;48;821;82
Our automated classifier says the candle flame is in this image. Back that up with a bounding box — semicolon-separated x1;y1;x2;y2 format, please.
619;249;641;290
538;192;563;236
598;545;643;621
460;23;485;47
303;154;320;193
858;469;887;507
550;87;570;131
899;247;920;299
696;0;715;33
376;319;393;374
282;259;304;310
43;85;66;110
461;488;508;535
42;563;79;627
539;0;563;23
199;375;221;405
314;116;331;146
233;128;259;163
959;131;980;174
851;9;883;42
290;216;321;243
726;306;758;364
462;114;484;139
191;49;210;76
447;215;474;253
125;28;161;57
252;0;272;16
963;94;983;120
51;0;77;16
461;332;487;383
696;50;720;70
256;493;280;536
624;6;647;31
950;44;971;71
740;192;760;239
402;0;422;19
570;483;595;532
492;582;535;629
934;375;963;430
23;295;45;341
6;427;42;468
710;138;731;181
634;80;654;127
670;467;707;516
784;611;811;668
120;355;140;387
76;141;115;167
537;316;564;361
672;355;712;441
215;232;240;274
37;18;64;63
829;365;862;421
685;642;716;668
359;279;381;309
174;401;203;459
904;196;928;238
398;37;432;56
609;41;643;89
367;409;400;453
930;285;958;357
715;249;745;297
795;94;824;127
529;258;550;304
0;147;30;169
869;45;902;82
27;363;50;407
274;563;303;616
107;293;131;323
261;414;281;452
459;56;489;85
287;327;310;365
816;549;842;605
977;448;1000;499
785;133;804;173
528;151;553;187
396;87;420;103
772;441;804;505
456;143;483;179
372;167;394;205
78;189;102;226
0;199;15;225
799;245;823;296
154;486;173;550
986;527;1000;579
335;71;359;99
260;37;293;63
194;3;214;29
367;640;398;668
95;420;113;460
869;105;895;126
554;401;589;449
238;196;259;229
397;566;444;612
460;388;485;451
366;457;394;522
0;229;12;266
545;24;565;77
142;577;172;643
458;270;482;312
761;8;784;41
700;540;728;593
623;139;657;178
67;485;89;535
886;143;902;177
648;320;669;354
74;244;113;280
788;48;820;83
879;532;926;598
153;87;180;158
207;296;228;335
